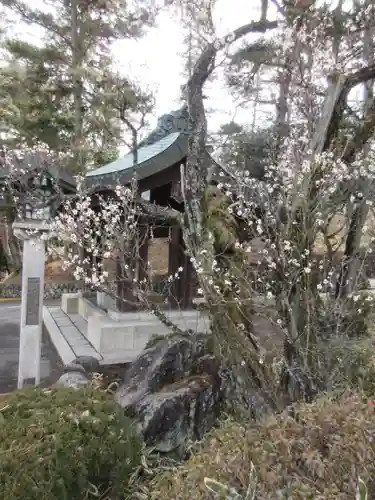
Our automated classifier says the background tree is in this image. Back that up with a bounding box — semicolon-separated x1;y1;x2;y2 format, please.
6;0;375;410
0;0;157;173
177;0;375;404
216;121;273;179
0;0;157;272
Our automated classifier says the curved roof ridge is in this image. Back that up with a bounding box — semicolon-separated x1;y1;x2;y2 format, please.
85;130;188;189
85;105;190;189
138;104;189;148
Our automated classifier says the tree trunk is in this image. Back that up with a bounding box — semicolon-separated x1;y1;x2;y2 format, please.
337;11;374;299
275;67;291;154
182;17;278;414
278;76;348;402
71;0;84;173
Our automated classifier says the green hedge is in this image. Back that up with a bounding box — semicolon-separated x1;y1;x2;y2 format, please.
0;386;142;499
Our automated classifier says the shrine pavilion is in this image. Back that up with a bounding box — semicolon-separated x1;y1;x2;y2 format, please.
84;105;198;313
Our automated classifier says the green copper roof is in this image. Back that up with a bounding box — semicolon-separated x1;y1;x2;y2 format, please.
85;130;188;189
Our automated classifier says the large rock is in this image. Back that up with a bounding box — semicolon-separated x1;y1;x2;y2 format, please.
55;371;89;389
115;334;209;410
55;355;100;389
136;375;220;454
64;355;100;375
114;334;222;456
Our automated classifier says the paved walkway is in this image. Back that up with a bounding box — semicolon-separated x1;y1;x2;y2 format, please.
0;302;62;393
44;306;102;365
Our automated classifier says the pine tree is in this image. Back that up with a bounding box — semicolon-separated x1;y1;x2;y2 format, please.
0;0;157;172
217;121;272;179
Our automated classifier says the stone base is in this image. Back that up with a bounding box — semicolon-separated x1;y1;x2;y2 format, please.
61;292;82;314
96;291;116;310
78;295;98;320
88;309;210;357
59;293;210;363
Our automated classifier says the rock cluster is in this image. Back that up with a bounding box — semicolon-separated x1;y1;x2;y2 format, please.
114;334;222;457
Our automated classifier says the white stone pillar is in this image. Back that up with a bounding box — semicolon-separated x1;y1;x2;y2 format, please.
97;291;105;308
13;221;48;389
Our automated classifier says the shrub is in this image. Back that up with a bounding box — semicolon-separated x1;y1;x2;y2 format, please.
317;338;375;396
141;392;375;499
0;386;142;499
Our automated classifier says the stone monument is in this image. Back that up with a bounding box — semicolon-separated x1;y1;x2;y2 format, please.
0;151;76;389
13;220;50;389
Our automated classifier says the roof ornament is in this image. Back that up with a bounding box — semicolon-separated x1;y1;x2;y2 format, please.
138;105;189;148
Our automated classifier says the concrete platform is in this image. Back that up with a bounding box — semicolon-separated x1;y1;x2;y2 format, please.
45;304;207;366
44;282;375;369
44;292;210;366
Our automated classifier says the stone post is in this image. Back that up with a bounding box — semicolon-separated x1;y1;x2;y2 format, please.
13;221;49;389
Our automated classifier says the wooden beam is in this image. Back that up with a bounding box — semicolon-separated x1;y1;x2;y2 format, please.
150;183;171;205
138;160;183;193
151;225;170;238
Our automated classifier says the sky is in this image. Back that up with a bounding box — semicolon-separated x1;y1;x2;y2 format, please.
111;0;271;145
111;0;347;143
3;0;355;154
6;0;274;152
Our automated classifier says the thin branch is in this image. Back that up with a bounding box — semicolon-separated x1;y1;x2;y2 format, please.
185;19;278;202
269;0;286;16
260;0;269;22
1;0;71;46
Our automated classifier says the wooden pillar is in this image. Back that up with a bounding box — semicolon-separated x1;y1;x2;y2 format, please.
179;244;194;309
116;217;152;313
82;246;92;294
94;231;102;278
168;225;181;309
116;258;125;311
116;237;137;313
168;226;194;309
138;223;149;285
116;258;135;312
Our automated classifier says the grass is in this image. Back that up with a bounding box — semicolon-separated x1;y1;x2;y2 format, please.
131;391;375;500
127;314;375;500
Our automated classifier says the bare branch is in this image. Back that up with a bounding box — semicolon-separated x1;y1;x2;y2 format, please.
269;0;286;16
138;198;183;224
185;18;278;205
